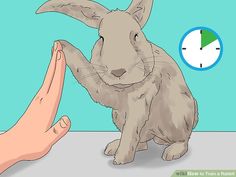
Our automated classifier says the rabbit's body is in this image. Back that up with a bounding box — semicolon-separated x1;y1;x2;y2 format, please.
108;43;198;160
60;40;198;163
111;43;198;142
37;0;198;165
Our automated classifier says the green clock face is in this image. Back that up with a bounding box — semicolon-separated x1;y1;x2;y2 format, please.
179;27;223;71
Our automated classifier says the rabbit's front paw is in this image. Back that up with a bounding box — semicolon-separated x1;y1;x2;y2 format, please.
113;152;134;165
104;139;120;156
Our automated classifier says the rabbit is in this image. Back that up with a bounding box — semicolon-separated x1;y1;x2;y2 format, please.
37;0;198;165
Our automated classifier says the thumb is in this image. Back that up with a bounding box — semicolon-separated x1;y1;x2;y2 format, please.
46;116;71;146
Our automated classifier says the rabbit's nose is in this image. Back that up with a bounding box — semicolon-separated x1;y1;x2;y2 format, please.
111;68;127;77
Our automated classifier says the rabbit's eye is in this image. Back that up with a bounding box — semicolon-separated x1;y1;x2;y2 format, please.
100;36;104;41
134;33;139;41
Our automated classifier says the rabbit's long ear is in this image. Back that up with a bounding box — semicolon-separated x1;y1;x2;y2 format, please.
126;0;153;28
36;0;109;28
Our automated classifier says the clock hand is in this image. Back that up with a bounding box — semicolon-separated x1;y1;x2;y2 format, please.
200;30;203;50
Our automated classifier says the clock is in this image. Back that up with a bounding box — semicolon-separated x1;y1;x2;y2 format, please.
179;27;223;71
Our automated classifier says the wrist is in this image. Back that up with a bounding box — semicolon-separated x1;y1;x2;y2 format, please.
0;132;23;174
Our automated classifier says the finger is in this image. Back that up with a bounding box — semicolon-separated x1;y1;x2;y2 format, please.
40;49;66;129
48;49;66;105
41;41;63;94
46;116;71;146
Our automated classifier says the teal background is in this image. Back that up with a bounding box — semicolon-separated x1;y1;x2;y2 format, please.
0;0;235;131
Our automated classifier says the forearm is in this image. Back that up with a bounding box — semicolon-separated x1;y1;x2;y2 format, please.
0;133;22;174
118;110;148;153
117;95;151;152
113;99;149;164
60;40;121;109
60;40;97;87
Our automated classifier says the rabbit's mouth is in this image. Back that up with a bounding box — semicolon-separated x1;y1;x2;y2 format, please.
96;64;148;87
98;68;150;89
112;83;134;89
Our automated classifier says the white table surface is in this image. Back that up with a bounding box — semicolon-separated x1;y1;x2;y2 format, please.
1;132;236;177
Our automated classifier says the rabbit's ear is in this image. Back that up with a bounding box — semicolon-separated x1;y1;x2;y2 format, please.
36;0;109;28
126;0;153;28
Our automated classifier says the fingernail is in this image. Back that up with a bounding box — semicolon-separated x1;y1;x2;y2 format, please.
51;46;54;56
60;117;70;128
54;41;58;51
60;120;67;128
57;50;61;60
63;117;70;125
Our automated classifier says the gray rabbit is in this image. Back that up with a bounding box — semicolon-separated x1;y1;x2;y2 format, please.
37;0;198;165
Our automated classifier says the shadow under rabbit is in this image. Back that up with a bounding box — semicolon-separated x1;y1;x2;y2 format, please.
105;141;191;169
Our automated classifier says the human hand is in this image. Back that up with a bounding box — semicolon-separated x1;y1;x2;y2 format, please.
0;41;70;173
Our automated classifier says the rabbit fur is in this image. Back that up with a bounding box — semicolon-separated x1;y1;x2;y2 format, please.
37;0;198;165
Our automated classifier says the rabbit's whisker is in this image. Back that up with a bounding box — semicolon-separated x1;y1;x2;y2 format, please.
98;72;107;81
132;56;169;70
90;63;106;68
143;58;166;61
134;64;146;72
142;58;165;62
143;61;170;64
77;66;107;72
80;71;106;80
142;55;164;60
129;60;144;70
135;63;163;71
94;75;104;84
